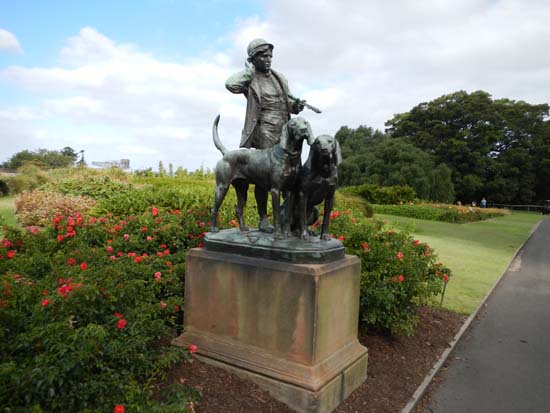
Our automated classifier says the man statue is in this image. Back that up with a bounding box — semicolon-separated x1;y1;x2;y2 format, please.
226;38;304;232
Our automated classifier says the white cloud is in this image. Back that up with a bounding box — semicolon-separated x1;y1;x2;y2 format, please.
1;2;550;170
0;29;22;53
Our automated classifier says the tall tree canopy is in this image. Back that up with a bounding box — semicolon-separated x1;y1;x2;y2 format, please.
337;126;455;202
385;91;549;204
2;147;78;170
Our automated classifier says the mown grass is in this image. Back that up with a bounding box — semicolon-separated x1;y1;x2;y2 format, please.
376;211;545;314
0;196;16;226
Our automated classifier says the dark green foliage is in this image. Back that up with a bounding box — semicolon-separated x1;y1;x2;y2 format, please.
0;179;9;196
386;90;550;204
2;148;78;170
337;129;455;202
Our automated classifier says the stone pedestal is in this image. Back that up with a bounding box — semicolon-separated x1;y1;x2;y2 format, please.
173;246;367;412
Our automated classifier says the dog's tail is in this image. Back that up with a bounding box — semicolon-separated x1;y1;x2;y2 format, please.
212;114;228;156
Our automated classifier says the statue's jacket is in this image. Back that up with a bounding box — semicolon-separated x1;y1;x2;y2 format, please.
225;68;300;148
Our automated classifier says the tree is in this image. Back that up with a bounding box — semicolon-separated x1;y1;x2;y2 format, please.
386;91;549;203
337;126;455;202
2;147;78;169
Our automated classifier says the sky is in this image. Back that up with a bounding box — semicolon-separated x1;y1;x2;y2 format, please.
1;0;549;171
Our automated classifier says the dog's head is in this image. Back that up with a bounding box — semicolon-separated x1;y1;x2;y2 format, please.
310;134;342;176
280;117;315;148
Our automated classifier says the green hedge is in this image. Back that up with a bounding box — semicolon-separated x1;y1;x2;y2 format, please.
340;184;416;204
373;203;509;223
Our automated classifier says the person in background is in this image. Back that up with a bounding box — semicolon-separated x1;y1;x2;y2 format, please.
481;197;487;208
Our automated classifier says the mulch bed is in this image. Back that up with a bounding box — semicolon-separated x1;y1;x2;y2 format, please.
165;306;465;412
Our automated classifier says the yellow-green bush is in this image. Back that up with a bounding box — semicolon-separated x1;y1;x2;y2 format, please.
15;190;96;226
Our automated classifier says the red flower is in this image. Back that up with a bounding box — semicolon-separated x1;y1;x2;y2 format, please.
114;405;125;413
160;301;167;309
152;206;159;217
41;299;50;307
57;284;72;298
156;252;163;257
57;235;64;242
110;255;116;261
114;312;124;319
80;262;88;271
188;233;195;240
106;246;114;253
197;242;204;248
163;249;170;255
116;319;127;329
413;239;420;246
398;275;405;283
123;234;130;241
160;244;167;249
134;256;142;263
67;258;77;266
146;236;153;242
337;235;345;241
6;250;16;259
443;274;449;283
396;252;404;260
361;242;369;253
42;289;48;295
154;272;162;281
189;343;198;354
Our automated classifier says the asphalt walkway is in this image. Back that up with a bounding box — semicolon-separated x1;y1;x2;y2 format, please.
424;219;550;413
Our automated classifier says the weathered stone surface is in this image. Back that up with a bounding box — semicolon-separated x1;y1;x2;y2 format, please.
173;248;367;412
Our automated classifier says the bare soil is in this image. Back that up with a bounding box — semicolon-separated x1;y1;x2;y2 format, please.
165;306;465;412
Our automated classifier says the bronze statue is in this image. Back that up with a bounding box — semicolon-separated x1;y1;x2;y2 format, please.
225;38;305;232
284;135;342;240
210;115;314;239
212;38;341;243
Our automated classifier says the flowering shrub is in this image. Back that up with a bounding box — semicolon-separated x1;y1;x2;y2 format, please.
15;190;97;227
0;207;206;412
373;203;509;223
327;210;452;335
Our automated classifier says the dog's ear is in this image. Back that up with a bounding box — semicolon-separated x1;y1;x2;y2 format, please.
334;139;343;166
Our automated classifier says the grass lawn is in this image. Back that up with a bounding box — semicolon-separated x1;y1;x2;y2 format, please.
0;196;16;227
376;211;546;314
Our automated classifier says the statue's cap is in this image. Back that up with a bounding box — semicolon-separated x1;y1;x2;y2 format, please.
247;38;274;58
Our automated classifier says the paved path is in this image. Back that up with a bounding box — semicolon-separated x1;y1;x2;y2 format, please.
425;219;550;413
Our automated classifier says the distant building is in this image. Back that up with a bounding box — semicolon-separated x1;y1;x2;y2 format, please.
91;159;130;170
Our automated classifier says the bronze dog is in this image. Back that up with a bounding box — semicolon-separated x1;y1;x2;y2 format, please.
289;134;342;240
210;115;314;238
